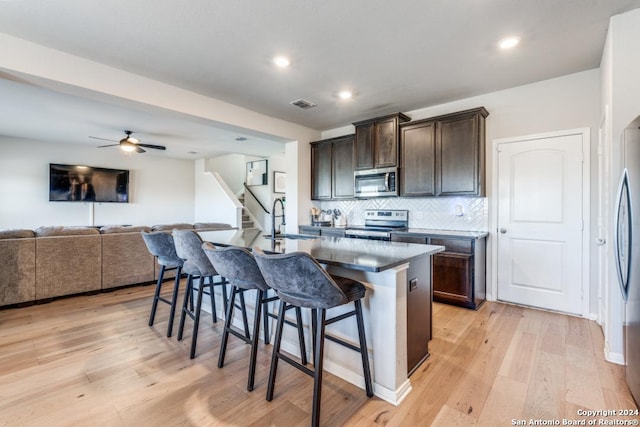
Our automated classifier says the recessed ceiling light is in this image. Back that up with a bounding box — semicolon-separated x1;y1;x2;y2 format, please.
273;56;290;68
498;36;520;49
338;90;353;100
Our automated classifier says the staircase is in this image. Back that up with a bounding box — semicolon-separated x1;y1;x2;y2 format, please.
238;194;255;228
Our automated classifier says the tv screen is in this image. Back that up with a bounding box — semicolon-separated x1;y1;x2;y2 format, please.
49;164;129;203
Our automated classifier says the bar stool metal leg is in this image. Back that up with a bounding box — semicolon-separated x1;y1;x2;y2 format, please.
166;266;182;337
247;289;264;391
190;276;208;359
355;299;373;397
148;264;166;327
177;274;194;341
311;308;327;427
266;300;287;402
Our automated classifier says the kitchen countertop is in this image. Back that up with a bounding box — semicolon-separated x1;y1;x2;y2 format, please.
403;228;489;239
299;224;488;239
198;228;443;273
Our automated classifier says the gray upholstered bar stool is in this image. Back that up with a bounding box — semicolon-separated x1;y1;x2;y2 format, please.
173;229;229;359
202;243;307;391
141;231;183;337
254;251;374;427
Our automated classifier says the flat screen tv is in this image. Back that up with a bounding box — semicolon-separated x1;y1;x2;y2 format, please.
49;163;130;203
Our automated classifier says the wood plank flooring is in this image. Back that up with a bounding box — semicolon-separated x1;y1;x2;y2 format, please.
0;283;636;426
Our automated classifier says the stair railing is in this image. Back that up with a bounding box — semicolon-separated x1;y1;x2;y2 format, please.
243;183;270;214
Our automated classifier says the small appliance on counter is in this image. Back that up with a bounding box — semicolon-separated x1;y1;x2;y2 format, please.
333;209;347;227
310;207;333;227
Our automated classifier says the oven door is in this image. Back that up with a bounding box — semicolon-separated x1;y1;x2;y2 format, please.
354;167;397;198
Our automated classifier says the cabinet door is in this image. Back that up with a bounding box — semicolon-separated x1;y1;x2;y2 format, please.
400;121;436;196
375;117;398;168
355;122;374;170
311;142;332;200
436;113;481;196
432;252;474;308
332;137;355;199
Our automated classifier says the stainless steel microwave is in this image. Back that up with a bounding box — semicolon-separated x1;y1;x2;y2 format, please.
354;167;398;198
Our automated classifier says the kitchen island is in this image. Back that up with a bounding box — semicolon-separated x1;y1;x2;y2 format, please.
197;228;444;405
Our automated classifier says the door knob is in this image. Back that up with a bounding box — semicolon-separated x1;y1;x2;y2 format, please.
499;228;507;234
596;238;606;245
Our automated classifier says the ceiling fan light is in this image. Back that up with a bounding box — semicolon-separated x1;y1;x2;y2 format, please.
120;141;137;152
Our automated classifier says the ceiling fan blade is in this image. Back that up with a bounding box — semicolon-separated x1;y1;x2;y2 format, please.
89;136;118;142
138;143;166;151
97;143;120;148
136;146;146;153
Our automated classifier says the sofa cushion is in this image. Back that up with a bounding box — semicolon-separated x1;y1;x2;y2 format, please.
35;226;100;237
0;229;35;239
0;237;36;305
193;222;232;230
102;231;155;289
100;225;151;234
151;223;193;231
35;234;102;299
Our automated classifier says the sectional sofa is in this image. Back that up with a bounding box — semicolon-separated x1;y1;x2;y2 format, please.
0;222;231;308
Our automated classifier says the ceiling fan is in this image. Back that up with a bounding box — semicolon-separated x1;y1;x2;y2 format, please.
90;130;166;153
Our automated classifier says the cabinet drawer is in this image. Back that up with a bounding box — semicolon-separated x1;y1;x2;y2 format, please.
391;234;427;244
299;226;321;236
322;228;346;237
430;238;472;254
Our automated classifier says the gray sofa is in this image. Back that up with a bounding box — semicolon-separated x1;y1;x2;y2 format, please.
0;222;232;308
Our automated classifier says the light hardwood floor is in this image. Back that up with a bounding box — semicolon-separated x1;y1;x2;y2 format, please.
0;283;636;426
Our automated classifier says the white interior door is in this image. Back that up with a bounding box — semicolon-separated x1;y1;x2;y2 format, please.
497;132;585;315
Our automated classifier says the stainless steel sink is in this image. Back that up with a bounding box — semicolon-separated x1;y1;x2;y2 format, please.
262;233;318;240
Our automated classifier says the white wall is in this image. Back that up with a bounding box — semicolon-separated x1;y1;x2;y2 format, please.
0;136;195;229
194;159;241;227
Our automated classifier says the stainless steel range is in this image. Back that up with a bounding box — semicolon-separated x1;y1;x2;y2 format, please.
345;209;408;241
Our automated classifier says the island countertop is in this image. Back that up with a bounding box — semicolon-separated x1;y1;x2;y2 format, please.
198;228;444;273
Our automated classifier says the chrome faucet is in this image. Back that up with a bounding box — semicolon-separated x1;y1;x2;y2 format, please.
271;197;286;238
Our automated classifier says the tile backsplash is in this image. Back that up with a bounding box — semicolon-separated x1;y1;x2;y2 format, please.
314;197;488;231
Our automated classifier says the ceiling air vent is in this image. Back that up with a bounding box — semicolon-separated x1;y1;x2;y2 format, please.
290;98;317;109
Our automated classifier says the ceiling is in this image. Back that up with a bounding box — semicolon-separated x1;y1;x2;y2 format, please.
1;0;639;159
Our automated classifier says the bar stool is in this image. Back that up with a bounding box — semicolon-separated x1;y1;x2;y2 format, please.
202;242;308;391
173;229;229;359
254;251;374;427
141;231;183;337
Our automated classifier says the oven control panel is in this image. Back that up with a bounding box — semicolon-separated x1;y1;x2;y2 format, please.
365;209;408;221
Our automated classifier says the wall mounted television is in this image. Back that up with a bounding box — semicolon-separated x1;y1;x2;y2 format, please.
49;163;130;203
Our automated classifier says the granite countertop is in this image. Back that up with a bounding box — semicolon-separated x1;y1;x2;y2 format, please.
299;224;488;239
198;228;443;273
402;228;489;239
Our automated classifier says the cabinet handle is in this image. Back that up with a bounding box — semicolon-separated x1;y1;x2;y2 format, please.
499;228;507;234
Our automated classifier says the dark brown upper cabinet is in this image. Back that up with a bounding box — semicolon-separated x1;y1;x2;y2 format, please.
310;134;355;200
400;120;436;197
399;107;488;197
353;113;411;170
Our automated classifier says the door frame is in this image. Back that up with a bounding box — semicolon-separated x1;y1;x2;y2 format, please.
489;127;591;317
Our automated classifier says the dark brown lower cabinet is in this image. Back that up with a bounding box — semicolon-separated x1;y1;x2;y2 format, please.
431;237;486;309
392;233;486;310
